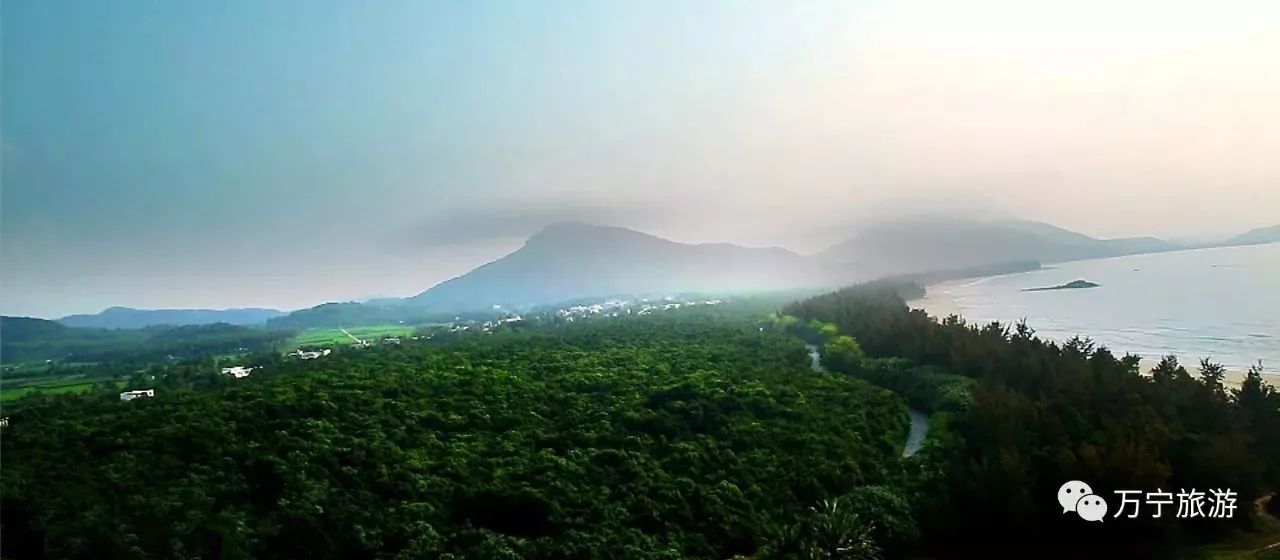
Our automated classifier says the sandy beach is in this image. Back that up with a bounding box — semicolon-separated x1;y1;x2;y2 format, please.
908;285;965;319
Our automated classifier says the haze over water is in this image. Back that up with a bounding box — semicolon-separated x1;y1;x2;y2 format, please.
912;243;1280;375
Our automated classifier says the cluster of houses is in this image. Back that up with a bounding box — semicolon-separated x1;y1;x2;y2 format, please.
552;298;724;321
481;315;523;333
556;301;629;320
446;315;524;334
107;301;728;405
290;348;333;360
637;299;723;315
346;336;404;349
112;333;414;403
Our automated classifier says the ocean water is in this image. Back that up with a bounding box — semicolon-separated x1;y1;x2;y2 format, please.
910;243;1280;375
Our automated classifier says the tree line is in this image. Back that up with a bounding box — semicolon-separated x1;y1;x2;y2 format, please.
5;281;1275;558
784;280;1280;557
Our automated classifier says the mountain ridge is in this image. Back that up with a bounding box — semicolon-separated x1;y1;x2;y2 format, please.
58;306;286;329
48;219;1275;323
0;316;290;362
815;217;1181;276
405;222;851;311
1222;225;1280;246
400;218;1279;314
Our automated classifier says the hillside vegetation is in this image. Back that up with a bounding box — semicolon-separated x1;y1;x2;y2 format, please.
0;317;291;363
784;281;1280;557
1;317;910;559
57;307;285;329
4;282;1277;558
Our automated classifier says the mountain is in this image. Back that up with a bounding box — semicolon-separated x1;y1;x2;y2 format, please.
2;316;146;362
406;222;850;311
1;316;291;363
2;316;85;344
264;302;493;330
57;306;286;329
816;217;1180;276
267;302;432;330
1222;225;1280;246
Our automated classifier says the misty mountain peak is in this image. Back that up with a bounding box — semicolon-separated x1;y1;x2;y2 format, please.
530;221;609;238
524;222;664;250
409;223;838;310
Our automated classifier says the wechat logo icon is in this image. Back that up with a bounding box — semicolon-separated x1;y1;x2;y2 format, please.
1058;480;1107;522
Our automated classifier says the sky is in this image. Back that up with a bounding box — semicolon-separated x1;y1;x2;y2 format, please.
3;0;1278;317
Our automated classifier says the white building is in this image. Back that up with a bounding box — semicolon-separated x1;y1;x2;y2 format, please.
291;348;332;360
120;389;155;401
220;366;255;379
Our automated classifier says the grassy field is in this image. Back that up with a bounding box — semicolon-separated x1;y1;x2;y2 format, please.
289;325;416;348
1;379;127;402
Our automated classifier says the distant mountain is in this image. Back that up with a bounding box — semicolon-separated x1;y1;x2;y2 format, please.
1;316;291;363
264;302;493;330
2;316;82;344
57;306;286;329
406;222;849;311
1222;225;1280;246
267;302;433;330
817;217;1180;276
2;316;147;362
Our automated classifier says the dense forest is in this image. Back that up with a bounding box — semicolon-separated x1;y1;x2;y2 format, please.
785;281;1280;557
0;317;292;363
3;284;1277;558
1;317;913;559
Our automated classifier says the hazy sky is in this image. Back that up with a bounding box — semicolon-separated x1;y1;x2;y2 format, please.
3;0;1278;317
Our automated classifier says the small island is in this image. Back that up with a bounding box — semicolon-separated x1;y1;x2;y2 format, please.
1022;279;1100;292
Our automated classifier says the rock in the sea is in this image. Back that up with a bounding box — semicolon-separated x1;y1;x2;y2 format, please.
1023;279;1100;292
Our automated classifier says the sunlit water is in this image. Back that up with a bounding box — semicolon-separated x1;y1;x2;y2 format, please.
909;243;1280;376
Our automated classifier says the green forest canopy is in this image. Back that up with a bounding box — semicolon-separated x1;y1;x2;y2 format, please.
2;283;1278;559
1;316;910;559
0;317;291;364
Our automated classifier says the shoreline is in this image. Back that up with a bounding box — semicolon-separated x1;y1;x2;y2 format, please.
1136;358;1254;390
908;288;1268;390
907;280;967;319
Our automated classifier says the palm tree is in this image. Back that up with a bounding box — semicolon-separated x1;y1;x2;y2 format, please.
806;498;882;560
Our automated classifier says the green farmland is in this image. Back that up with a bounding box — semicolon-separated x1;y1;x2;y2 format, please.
1;378;127;402
288;325;416;348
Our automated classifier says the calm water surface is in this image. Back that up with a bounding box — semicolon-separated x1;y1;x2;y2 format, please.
910;243;1280;375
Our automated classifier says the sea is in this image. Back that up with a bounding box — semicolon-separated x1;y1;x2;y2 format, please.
909;243;1280;376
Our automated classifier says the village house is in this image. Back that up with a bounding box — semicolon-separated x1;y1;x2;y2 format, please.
120;389;155;401
220;366;255;379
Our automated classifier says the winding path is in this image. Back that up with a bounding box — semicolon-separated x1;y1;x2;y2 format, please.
339;328;365;344
806;344;930;457
903;409;929;457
